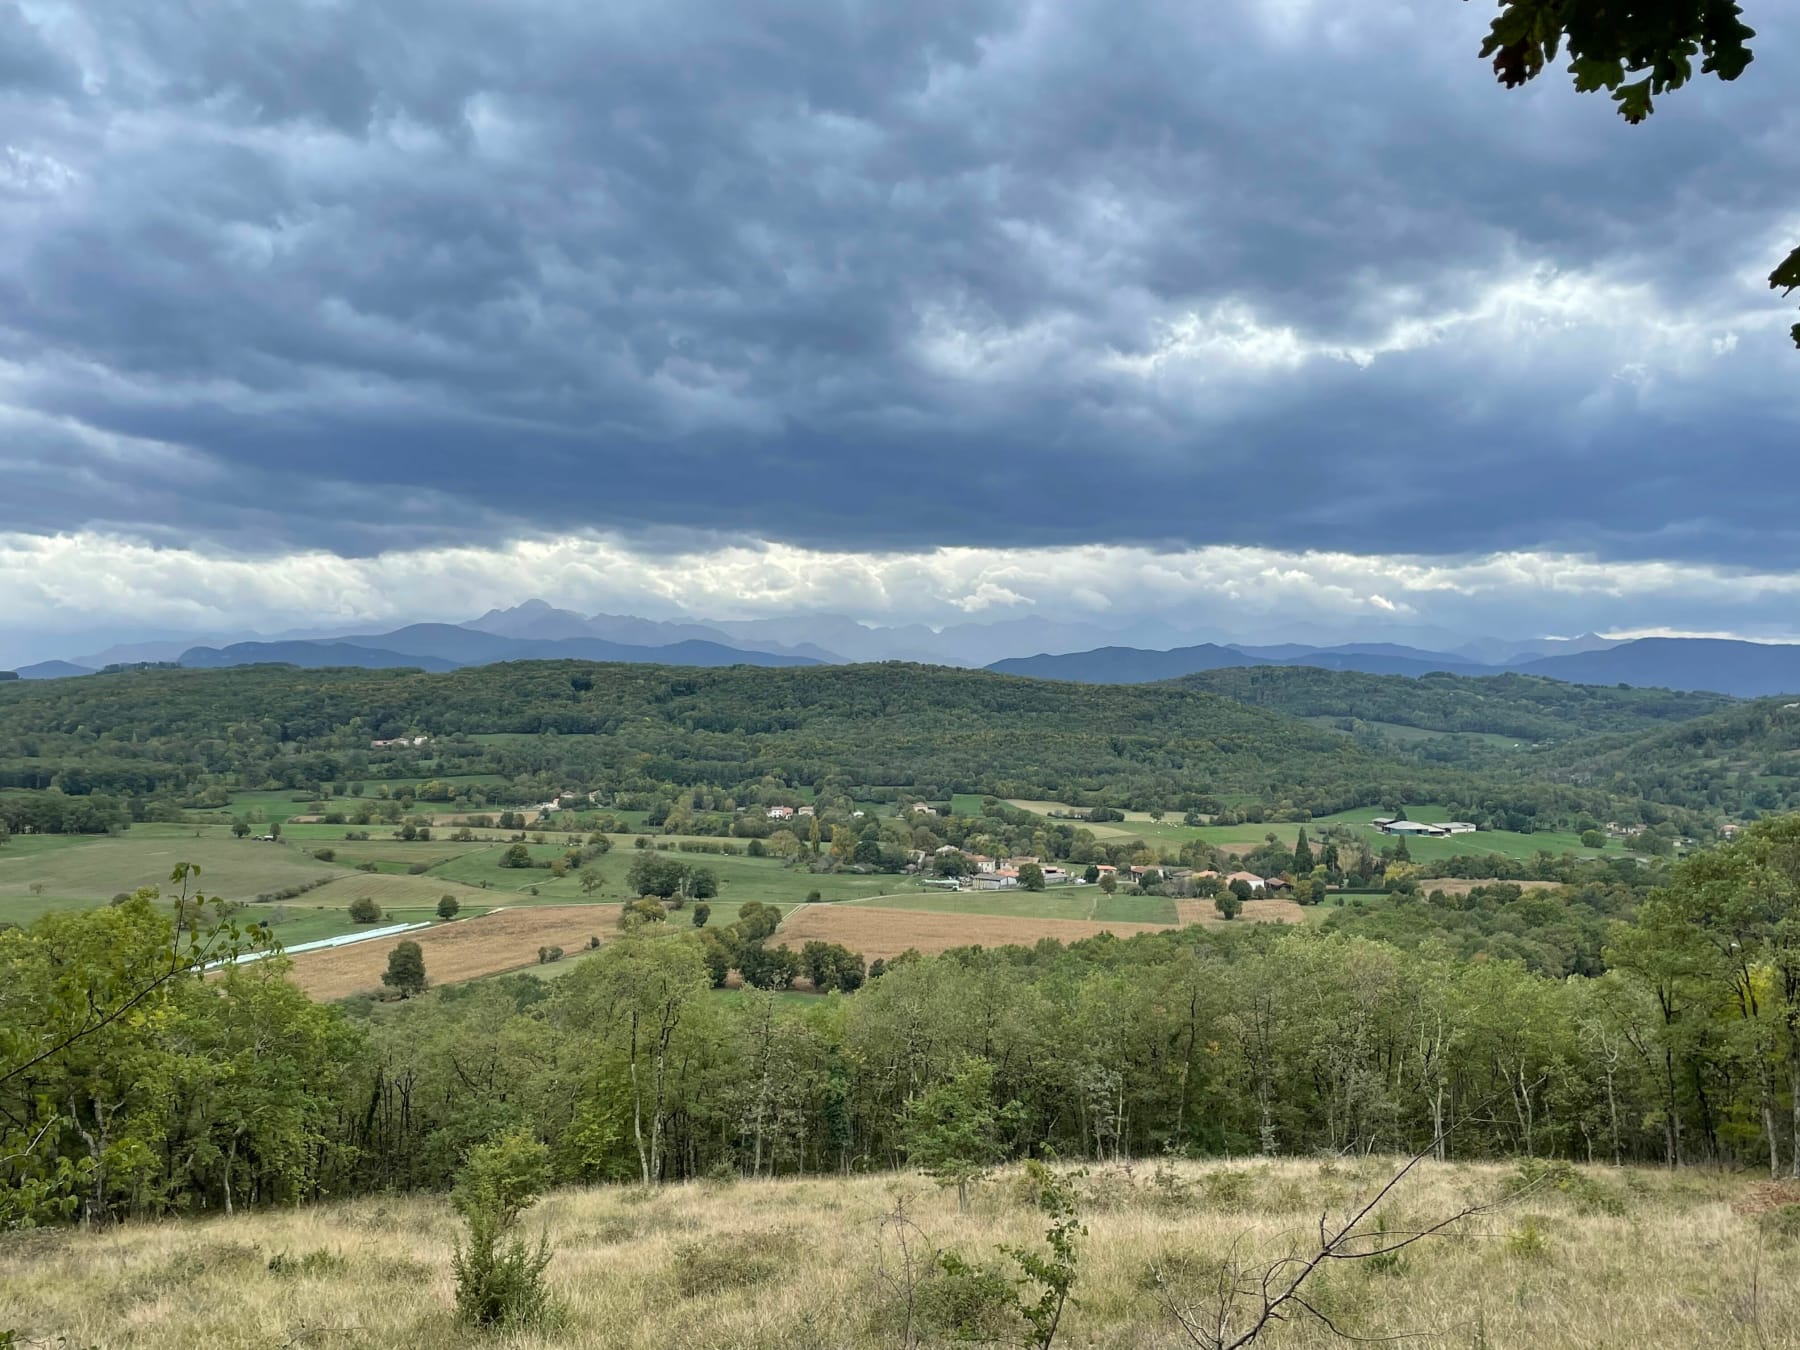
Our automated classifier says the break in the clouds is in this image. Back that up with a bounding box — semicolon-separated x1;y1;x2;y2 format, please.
8;530;1800;668
1;0;1798;633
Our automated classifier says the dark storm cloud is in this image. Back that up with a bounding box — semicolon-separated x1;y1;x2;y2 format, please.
0;0;1796;562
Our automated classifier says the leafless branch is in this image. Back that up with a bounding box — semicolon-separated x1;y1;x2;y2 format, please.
1157;1115;1533;1349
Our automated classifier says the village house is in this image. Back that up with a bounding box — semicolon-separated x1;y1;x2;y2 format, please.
1225;870;1268;893
972;868;1019;890
767;805;795;820
907;802;939;816
796;805;816;817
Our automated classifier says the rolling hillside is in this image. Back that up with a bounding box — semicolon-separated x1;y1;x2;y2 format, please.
1179;666;1733;742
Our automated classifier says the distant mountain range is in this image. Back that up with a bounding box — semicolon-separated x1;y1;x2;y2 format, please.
11;615;827;678
987;636;1800;698
5;599;1797;698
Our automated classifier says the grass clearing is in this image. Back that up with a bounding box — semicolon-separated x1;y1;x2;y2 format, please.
2;1158;1779;1349
0;834;334;918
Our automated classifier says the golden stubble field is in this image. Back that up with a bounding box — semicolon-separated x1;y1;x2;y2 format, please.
284;905;622;999
3;1158;1795;1349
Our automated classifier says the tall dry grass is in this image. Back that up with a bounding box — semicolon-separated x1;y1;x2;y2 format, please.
2;1157;1795;1348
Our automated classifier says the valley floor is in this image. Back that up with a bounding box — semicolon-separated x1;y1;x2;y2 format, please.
3;1157;1796;1348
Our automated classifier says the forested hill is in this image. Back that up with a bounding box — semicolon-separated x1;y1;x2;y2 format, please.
0;659;1443;814
1546;697;1800;816
1177;667;1733;742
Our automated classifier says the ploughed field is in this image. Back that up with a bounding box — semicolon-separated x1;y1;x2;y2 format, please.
3;1158;1793;1349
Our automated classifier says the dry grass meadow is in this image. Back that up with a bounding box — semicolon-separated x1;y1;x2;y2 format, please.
284;905;621;999
4;1158;1798;1348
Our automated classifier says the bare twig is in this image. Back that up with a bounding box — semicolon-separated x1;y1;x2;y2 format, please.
1157;1118;1532;1349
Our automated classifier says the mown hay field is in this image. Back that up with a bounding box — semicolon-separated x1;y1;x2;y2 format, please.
2;1158;1793;1349
1173;897;1305;927
283;904;621;999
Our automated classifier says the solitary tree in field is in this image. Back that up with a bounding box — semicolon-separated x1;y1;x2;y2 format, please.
500;842;533;869
437;894;462;919
1214;889;1243;921
1476;0;1795;345
692;901;711;928
579;865;604;896
1098;873;1117;895
382;940;428;997
348;896;382;924
1018;862;1046;892
231;819;250;839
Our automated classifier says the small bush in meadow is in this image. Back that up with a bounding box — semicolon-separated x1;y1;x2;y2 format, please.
1506;1216;1551;1260
451;1131;556;1330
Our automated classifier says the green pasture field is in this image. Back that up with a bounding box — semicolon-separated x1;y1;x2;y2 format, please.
321;839;487;868
1092;893;1182;924
707;986;823;1007
0;833;334;921
1069;802;1601;863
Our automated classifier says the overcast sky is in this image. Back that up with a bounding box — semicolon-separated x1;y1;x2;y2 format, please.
2;0;1797;658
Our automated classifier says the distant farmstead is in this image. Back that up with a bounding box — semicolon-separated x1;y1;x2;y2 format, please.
1374;819;1477;838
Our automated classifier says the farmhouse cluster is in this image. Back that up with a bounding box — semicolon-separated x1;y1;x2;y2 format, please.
1368;817;1477;838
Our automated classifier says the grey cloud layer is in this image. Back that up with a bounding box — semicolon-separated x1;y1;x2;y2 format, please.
0;0;1796;564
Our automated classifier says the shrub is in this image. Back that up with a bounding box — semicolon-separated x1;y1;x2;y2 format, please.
348;896;382;924
672;1231;794;1297
1506;1216;1551;1260
916;1255;1020;1342
537;945;564;964
451;1132;555;1330
499;842;533;869
586;935;600;950
408;861;431;874
312;847;336;862
357;861;379;873
1199;1168;1257;1212
1759;1204;1800;1243
1512;1159;1626;1216
267;1248;348;1277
